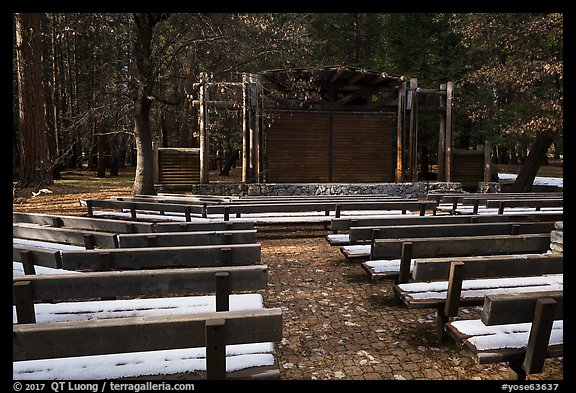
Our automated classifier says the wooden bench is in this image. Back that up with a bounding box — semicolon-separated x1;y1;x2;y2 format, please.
392;256;562;341
207;200;437;222
13;223;118;249
13;241;261;272
13;265;269;324
357;233;551;282
485;199;563;214
13;308;283;380
445;291;563;380
348;221;555;245
13;212;255;233
81;199;207;221
429;192;562;215
116;230;258;248
330;211;563;233
13;265;281;379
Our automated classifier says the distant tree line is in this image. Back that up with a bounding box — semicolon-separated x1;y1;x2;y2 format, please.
13;13;562;193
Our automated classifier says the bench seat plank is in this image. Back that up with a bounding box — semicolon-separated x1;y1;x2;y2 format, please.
394;274;563;309
445;319;563;364
14;344;277;380
325;234;350;246
361;259;413;280
13;293;264;324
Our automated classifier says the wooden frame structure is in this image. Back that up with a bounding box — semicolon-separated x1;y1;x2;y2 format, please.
184;66;455;184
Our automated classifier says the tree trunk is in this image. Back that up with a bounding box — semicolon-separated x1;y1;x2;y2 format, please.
220;150;239;176
15;13;53;188
131;13;169;195
510;131;556;192
133;97;156;194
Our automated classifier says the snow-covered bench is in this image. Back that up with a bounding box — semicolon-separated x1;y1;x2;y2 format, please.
445;290;563;380
13;211;255;234
392;256;562;341
349;221;555;245
13;239;261;272
358;233;551;279
13;265;282;379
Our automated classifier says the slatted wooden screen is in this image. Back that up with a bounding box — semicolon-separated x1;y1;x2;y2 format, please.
265;111;395;183
451;149;485;189
157;148;200;185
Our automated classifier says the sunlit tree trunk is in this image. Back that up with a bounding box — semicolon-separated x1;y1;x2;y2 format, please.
15;13;53;188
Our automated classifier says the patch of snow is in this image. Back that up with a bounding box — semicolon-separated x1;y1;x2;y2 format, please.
450;319;563;351
14;344;275;380
13;238;85;250
498;173;563;188
341;245;371;256
13;262;79;277
13;293;264;324
364;259;413;273
398;274;563;301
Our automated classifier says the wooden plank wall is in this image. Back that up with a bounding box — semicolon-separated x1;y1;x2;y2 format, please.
158;148;200;185
451;149;485;189
265;111;395;182
332;113;394;182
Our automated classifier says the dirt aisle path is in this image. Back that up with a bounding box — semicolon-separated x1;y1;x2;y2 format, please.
259;227;563;381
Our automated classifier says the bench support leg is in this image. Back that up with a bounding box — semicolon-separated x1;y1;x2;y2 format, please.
205;319;227;380
436;307;449;342
508;359;527;381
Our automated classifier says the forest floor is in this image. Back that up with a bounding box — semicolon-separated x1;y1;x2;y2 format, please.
12;163;563;381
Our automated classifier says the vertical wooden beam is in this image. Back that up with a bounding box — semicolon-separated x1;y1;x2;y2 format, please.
440;261;465;341
445;81;454;182
199;72;210;184
13;281;36;324
20;250;36;275
241;73;250;183
396;81;407;182
484;139;492;182
83;234;95;250
407;79;418;182
250;75;260;182
522;298;557;374
205;319;227;380
152;141;159;184
255;74;264;182
437;83;447;182
215;272;230;312
397;241;413;284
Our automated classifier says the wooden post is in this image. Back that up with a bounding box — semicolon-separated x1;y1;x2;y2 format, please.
86;200;94;217
199;72;210;184
483;139;492;182
241;73;251;182
146;235;158;247
445;81;454;182
13;281;36;324
396;81;407;182
83;234;95;250
152;141;159;184
129;203;137;220
98;252;112;271
205;319;227;380
407;78;418;182
437;83;447;181
444;262;465;318
498;201;505;215
522;298;558;374
215;272;230;312
473;199;480;215
221;247;232;265
397;241;413;284
440;261;465;341
20;250;36;275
